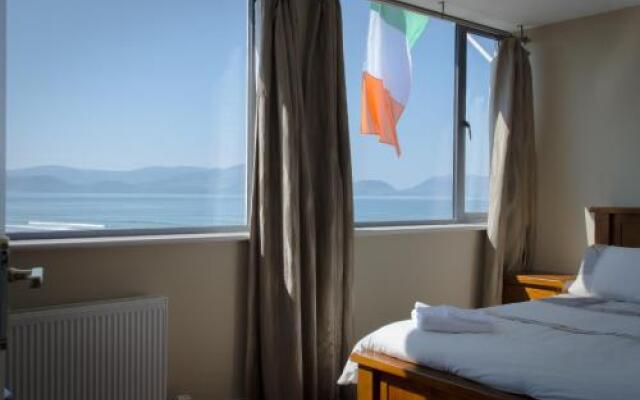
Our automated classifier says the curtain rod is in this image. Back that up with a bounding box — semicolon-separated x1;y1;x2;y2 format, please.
372;0;514;39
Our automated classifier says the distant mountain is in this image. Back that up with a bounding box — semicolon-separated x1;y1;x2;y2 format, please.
354;175;489;198
403;175;454;197
7;175;76;193
7;165;488;199
9;165;217;186
7;165;246;195
353;180;398;196
147;168;244;194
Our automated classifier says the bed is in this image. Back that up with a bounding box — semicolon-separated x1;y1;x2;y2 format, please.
341;207;640;400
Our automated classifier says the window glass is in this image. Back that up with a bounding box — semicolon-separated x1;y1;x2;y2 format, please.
6;0;248;233
464;33;497;214
342;1;455;223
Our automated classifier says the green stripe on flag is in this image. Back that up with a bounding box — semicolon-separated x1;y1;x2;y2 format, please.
371;2;429;48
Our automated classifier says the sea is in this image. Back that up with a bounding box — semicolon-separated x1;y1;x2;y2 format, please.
5;192;488;233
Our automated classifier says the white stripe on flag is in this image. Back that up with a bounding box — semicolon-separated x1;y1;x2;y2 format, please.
364;10;412;105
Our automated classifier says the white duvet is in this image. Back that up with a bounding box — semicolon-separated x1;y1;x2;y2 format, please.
339;296;640;400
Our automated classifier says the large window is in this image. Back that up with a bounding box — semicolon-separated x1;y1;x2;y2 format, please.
6;0;249;235
4;0;499;238
342;1;497;224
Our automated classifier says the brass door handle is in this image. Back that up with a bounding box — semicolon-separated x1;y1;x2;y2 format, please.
8;267;44;289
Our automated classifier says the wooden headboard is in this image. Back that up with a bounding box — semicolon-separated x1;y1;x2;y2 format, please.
589;207;640;247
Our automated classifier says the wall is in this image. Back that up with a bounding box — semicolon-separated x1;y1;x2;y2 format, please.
9;239;248;400
353;230;484;338
8;229;484;400
529;6;640;273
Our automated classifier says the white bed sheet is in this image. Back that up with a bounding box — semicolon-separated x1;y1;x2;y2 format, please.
339;296;640;400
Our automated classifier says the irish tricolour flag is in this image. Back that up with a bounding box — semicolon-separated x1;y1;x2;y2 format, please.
361;3;428;156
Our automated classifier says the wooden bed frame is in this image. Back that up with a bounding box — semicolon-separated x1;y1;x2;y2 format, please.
352;207;640;400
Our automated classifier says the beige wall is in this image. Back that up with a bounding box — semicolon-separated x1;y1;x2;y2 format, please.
9;240;248;400
9;229;484;400
530;6;640;273
353;230;484;338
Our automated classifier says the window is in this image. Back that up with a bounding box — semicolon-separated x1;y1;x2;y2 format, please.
342;1;498;224
464;32;498;215
4;0;498;239
6;0;249;236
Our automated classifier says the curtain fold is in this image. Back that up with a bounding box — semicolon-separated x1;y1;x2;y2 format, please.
245;0;354;399
483;38;536;306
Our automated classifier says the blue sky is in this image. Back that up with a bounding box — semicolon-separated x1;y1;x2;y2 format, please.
7;0;247;170
7;0;494;189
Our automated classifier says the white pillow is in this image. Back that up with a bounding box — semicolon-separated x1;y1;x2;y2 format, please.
568;245;640;303
567;245;603;297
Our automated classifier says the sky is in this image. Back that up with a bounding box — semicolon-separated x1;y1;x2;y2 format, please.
7;0;248;171
7;0;494;189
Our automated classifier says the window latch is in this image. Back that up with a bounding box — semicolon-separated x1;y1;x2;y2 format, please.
462;120;472;140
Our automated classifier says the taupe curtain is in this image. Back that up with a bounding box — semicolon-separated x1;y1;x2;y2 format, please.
245;0;354;399
483;38;536;306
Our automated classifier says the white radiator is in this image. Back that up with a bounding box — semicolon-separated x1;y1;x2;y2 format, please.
7;296;168;400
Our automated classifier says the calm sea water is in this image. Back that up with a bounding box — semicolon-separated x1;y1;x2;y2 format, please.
6;193;487;233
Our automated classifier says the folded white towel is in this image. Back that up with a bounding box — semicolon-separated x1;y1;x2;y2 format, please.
412;302;495;333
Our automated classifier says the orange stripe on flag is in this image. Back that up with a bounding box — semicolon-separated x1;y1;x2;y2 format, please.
360;72;405;156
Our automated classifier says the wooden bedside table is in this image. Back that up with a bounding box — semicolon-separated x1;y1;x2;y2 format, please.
502;272;576;304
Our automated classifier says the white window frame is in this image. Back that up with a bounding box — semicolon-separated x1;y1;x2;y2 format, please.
453;25;501;225
355;2;503;228
3;0;503;240
5;0;256;241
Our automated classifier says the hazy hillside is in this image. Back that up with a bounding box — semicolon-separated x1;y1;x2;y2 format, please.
353;180;398;196
403;175;453;196
354;175;489;198
8;166;488;198
402;175;489;198
8;165;246;195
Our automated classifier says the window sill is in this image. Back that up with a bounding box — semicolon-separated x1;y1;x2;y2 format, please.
354;223;486;237
9;223;487;250
9;231;250;250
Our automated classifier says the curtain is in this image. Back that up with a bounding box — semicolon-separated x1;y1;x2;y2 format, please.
245;0;354;399
483;38;536;306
